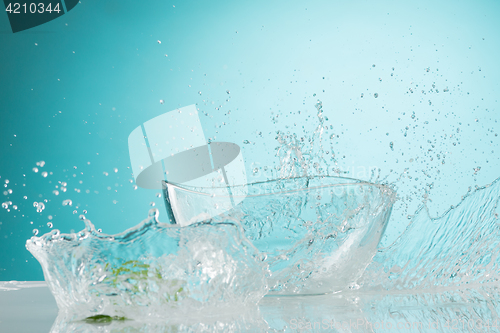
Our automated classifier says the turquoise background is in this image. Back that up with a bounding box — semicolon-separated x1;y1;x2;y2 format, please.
1;0;499;280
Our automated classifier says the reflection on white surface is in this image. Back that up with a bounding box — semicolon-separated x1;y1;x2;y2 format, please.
3;282;500;332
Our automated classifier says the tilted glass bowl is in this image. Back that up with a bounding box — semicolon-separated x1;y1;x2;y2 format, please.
163;176;396;295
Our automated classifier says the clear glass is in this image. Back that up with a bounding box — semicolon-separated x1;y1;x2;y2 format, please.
164;176;396;295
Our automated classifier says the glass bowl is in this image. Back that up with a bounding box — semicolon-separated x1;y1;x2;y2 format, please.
164;176;396;295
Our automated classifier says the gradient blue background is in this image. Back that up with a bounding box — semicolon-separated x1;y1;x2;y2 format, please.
1;0;499;280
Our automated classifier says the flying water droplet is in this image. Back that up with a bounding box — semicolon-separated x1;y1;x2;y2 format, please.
150;202;156;207
33;229;39;236
148;208;159;219
41;171;48;178
36;202;45;213
47;222;53;228
62;199;72;206
33;167;39;173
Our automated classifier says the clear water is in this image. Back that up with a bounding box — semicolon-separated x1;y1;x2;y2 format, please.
0;1;498;331
26;210;268;320
22;98;500;331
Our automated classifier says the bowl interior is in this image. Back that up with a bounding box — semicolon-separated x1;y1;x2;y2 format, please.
165;176;395;295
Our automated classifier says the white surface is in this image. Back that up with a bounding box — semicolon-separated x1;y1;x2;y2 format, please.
1;281;497;332
0;282;58;333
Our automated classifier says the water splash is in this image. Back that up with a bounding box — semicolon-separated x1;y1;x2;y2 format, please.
26;210;269;320
361;176;500;293
275;100;334;179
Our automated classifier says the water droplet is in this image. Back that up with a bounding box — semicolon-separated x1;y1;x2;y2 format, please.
243;140;250;144
156;193;162;198
47;222;53;228
33;167;39;173
23;196;27;199
36;202;45;213
53;190;59;196
33;229;39;236
62;199;72;206
160;99;164;104
374;93;379;98
148;208;159;218
226;90;230;94
7;189;12;194
253;168;259;174
79;214;86;220
83;210;87;214
72;210;77;214
4;180;9;184
198;91;202;95
12;205;17;210
103;172;108;176
1;202;8;209
97;228;102;232
157;40;161;44
61;187;67;192
112;200;118;204
133;185;138;190
113;168;118;173
41;171;48;178
389;142;394;151
150;202;156;207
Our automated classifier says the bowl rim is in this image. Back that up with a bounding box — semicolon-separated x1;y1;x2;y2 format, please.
163;175;395;199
